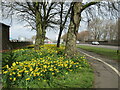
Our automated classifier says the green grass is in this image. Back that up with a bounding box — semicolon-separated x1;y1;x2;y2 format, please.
51;68;94;88
13;68;94;88
2;45;94;88
77;45;119;61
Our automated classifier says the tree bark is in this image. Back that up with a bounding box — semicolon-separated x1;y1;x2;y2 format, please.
34;5;44;50
65;2;82;57
57;26;63;47
42;27;46;44
35;23;43;50
57;3;63;47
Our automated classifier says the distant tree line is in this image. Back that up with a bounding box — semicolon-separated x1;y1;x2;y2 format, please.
62;18;118;42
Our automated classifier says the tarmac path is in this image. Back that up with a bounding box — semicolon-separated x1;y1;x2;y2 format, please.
78;48;120;88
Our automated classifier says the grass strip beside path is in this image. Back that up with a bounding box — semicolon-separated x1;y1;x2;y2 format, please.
77;45;119;61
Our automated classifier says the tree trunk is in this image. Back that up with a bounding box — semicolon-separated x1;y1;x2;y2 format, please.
35;24;44;50
118;18;120;46
34;9;44;50
57;26;63;47
57;3;63;47
42;27;46;44
65;2;82;57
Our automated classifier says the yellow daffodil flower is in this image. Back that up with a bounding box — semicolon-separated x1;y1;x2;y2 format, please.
13;78;16;81
26;78;30;80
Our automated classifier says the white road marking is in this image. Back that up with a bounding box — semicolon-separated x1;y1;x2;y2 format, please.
79;50;120;77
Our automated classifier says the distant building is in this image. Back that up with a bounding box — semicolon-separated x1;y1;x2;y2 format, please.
0;23;11;50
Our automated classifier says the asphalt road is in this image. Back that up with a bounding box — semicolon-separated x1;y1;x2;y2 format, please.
78;48;120;88
78;44;118;50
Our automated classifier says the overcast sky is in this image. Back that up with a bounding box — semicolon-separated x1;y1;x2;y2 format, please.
1;13;87;41
0;1;90;40
5;19;86;40
1;0;117;40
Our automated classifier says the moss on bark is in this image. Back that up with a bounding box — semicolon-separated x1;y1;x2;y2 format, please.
65;2;82;57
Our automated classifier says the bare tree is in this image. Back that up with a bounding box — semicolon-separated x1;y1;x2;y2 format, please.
106;20;118;41
56;2;71;47
88;18;118;41
88;18;103;41
77;30;90;42
64;1;99;57
2;1;59;49
65;1;119;57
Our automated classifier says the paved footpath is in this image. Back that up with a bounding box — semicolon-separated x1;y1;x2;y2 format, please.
78;48;120;88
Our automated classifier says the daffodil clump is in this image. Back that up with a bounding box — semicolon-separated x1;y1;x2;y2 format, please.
2;44;90;88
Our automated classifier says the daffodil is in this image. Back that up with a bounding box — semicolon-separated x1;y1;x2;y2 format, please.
6;65;9;68
69;69;72;71
36;72;40;76
49;68;53;71
3;71;8;74
64;64;67;67
12;72;16;75
9;78;12;80
52;73;55;75
38;78;41;80
76;65;78;67
16;62;19;64
19;70;24;73
30;68;33;71
34;74;36;76
25;70;29;73
43;65;47;68
26;78;30;80
18;74;22;77
12;62;16;66
9;73;12;75
13;78;16;81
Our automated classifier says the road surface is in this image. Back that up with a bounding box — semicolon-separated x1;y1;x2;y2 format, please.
78;44;118;50
78;48;120;88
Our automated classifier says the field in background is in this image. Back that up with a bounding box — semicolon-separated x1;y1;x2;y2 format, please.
77;45;119;61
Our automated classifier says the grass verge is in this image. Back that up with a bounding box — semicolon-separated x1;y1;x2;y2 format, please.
77;45;119;61
2;44;94;88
